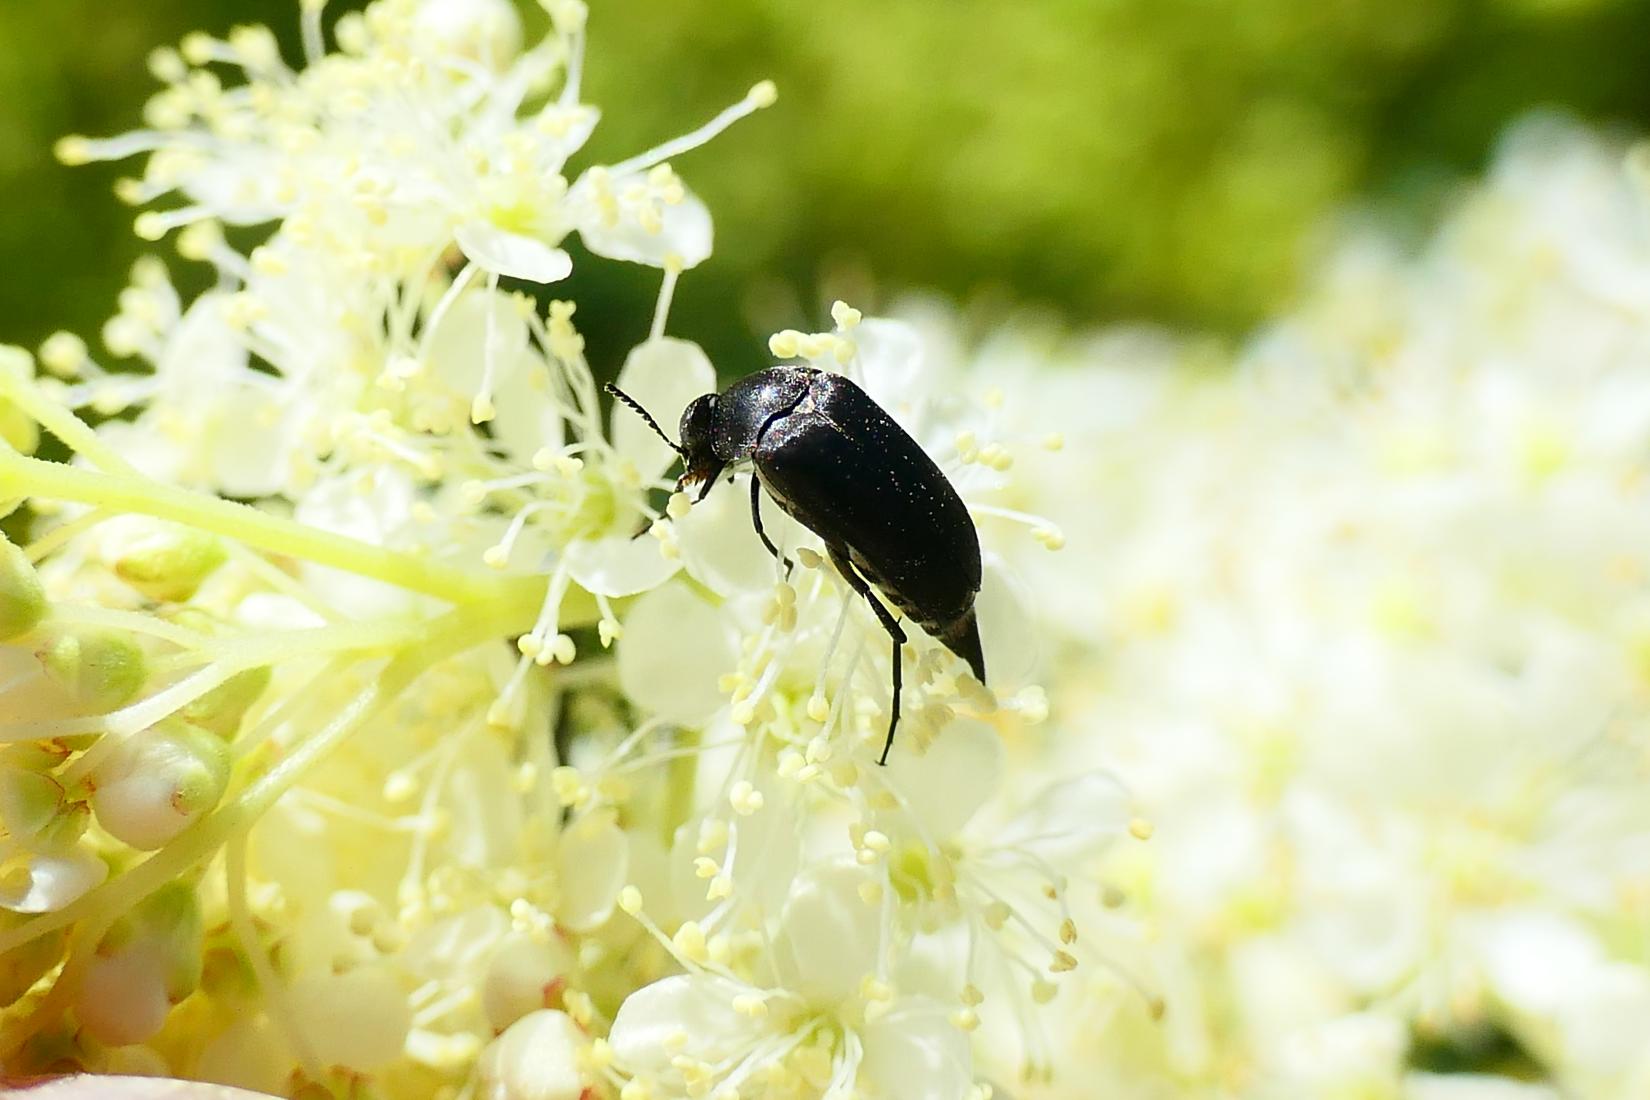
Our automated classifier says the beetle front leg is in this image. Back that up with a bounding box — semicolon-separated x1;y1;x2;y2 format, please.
750;475;795;578
827;547;907;765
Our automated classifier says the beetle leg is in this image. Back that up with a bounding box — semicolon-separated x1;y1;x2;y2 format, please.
749;475;795;578
827;547;907;765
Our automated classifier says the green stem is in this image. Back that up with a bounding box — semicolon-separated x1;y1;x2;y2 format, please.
0;449;534;606
0;369;134;475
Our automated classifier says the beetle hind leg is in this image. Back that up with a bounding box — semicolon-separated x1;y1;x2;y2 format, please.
749;475;796;578
826;546;907;765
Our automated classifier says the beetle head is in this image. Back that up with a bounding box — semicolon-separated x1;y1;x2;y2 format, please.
677;394;725;500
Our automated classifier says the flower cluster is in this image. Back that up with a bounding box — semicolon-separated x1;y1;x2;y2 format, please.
0;3;1110;1098
911;115;1650;1099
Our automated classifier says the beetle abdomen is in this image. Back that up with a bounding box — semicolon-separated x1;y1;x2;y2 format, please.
753;371;985;682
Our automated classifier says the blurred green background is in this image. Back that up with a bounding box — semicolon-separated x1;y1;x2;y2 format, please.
3;0;1650;373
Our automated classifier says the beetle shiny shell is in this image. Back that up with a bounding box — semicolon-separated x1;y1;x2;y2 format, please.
607;366;986;764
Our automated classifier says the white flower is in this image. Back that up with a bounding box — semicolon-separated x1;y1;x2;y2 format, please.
610;862;975;1100
478;1009;589;1100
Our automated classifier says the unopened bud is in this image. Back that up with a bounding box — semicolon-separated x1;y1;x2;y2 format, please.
91;720;229;850
103;518;227;603
0;766;72;846
78;882;203;1046
0;534;48;641
179;664;271;737
477;1009;588;1100
41;630;147;711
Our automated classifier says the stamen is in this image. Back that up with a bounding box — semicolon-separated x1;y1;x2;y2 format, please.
606;81;778;179
299;0;328;67
650;262;681;342
473;273;502;425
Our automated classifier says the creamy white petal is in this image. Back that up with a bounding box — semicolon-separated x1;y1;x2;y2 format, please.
0;845;107;914
575;177;713;270
288;966;412;1071
859;997;974;1100
611;337;717;480
478;1009;586;1100
556;810;628;932
617;583;737;724
676;473;791;596
565;533;681;598
884;717;1002;839
609;974;765;1078
456;222;574;284
774;862;881;1008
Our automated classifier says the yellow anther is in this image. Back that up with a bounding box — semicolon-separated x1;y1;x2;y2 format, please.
729;780;764;815
1032;526;1066;551
382;771;418;803
768;330;802;359
672;920;708;963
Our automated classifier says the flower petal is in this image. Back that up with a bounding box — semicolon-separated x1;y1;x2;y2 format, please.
883;717;1002;838
676;473;791;596
976;556;1040;690
575;178;713;269
618;583;736;724
456;222;573;284
556;810;628;932
565;533;681;598
859;997;974;1100
609;974;763;1080
288;966;412;1071
996;771;1132;866
478;1009;587;1100
774;862;880;1007
0;846;107;914
611;337;717;481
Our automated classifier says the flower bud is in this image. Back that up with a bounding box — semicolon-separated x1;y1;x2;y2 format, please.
0;533;47;642
477;1009;587;1100
0;766;71;845
0;347;41;455
78;882;203;1046
40;630;147;711
483;932;574;1032
0;399;38;455
102;518;228;603
179;664;271;737
0;845;106;915
414;0;523;69
91;720;229;850
0;920;66;1008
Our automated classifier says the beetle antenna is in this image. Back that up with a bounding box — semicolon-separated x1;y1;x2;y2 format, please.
604;382;684;456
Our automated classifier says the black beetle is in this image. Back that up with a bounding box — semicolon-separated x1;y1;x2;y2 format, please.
606;365;986;764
